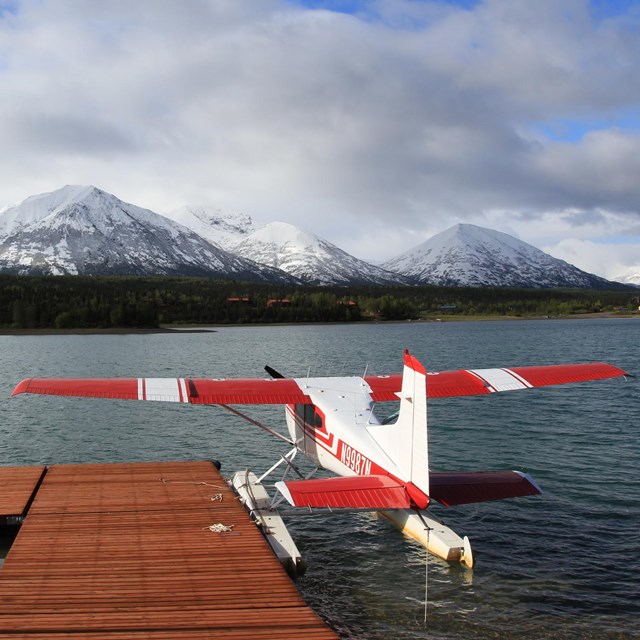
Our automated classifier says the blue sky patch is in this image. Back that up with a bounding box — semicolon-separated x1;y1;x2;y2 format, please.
288;0;481;15
536;111;640;143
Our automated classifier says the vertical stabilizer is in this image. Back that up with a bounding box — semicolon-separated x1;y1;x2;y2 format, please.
368;350;429;496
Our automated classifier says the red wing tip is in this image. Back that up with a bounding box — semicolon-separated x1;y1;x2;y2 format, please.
589;363;632;378
11;379;31;397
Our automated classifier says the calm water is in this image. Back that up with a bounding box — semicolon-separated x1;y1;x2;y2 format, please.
0;319;638;639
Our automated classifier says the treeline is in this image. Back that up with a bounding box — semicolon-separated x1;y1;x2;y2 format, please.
0;275;637;329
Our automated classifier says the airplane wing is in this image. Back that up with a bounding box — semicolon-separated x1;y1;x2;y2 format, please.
11;377;312;405
429;470;542;506
275;475;411;509
366;362;629;400
12;362;629;404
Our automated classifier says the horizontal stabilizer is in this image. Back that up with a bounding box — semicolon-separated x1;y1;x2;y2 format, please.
429;470;542;507
275;475;411;510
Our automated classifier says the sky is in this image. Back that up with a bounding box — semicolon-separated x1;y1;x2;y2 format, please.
1;0;640;281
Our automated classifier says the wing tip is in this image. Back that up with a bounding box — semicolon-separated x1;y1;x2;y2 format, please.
514;470;544;495
275;481;295;506
594;363;633;379
11;379;31;397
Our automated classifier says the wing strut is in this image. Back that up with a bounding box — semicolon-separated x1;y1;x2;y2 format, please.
219;404;294;445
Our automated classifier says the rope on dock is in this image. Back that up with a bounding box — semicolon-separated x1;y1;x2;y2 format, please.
204;523;235;533
160;477;227;502
160;477;228;490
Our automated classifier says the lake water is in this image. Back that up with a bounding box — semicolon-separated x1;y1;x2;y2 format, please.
0;319;638;639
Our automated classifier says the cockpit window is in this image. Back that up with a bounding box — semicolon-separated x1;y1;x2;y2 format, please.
295;404;324;429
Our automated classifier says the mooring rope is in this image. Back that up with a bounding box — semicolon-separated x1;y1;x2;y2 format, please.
160;477;230;502
204;523;235;533
424;526;430;624
160;478;228;490
414;510;432;624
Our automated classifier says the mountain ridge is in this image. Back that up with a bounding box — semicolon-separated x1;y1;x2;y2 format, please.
0;185;296;282
0;186;630;289
167;204;255;251
233;221;408;286
382;223;623;289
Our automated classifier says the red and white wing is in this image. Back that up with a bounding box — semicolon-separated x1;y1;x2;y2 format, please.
12;362;629;404
366;362;629;400
275;475;411;510
12;377;312;405
429;471;542;507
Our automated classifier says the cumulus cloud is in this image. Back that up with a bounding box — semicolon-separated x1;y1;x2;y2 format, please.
0;0;639;276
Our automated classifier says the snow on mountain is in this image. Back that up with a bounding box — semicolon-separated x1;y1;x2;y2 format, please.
0;185;295;281
614;266;640;288
233;221;406;286
3;187;631;289
382;223;621;288
167;205;255;251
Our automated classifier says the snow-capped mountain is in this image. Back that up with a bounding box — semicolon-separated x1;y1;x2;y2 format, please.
0;185;295;281
613;266;640;288
382;223;621;288
2;187;630;289
167;205;255;251
233;221;407;286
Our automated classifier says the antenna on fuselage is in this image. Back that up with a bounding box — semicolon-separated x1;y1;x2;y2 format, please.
366;402;376;425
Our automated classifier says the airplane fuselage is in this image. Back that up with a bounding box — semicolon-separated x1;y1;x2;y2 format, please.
285;402;382;476
282;375;426;504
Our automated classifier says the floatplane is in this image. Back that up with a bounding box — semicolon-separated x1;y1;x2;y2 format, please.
12;351;629;573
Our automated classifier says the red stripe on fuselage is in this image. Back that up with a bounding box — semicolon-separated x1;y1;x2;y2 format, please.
286;405;335;448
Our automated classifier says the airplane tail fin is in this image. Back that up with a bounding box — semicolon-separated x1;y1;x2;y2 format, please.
368;350;430;498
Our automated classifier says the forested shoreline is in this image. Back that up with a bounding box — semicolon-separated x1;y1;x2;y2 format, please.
0;275;637;330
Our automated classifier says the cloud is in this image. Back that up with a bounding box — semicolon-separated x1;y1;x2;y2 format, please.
531;130;640;210
0;0;640;276
545;236;640;283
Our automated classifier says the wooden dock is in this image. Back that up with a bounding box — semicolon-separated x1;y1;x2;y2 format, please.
0;461;339;639
0;466;46;523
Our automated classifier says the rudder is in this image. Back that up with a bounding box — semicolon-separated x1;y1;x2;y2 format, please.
368;350;429;496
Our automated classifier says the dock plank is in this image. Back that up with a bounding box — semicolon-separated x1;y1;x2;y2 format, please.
0;461;339;639
0;466;46;518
